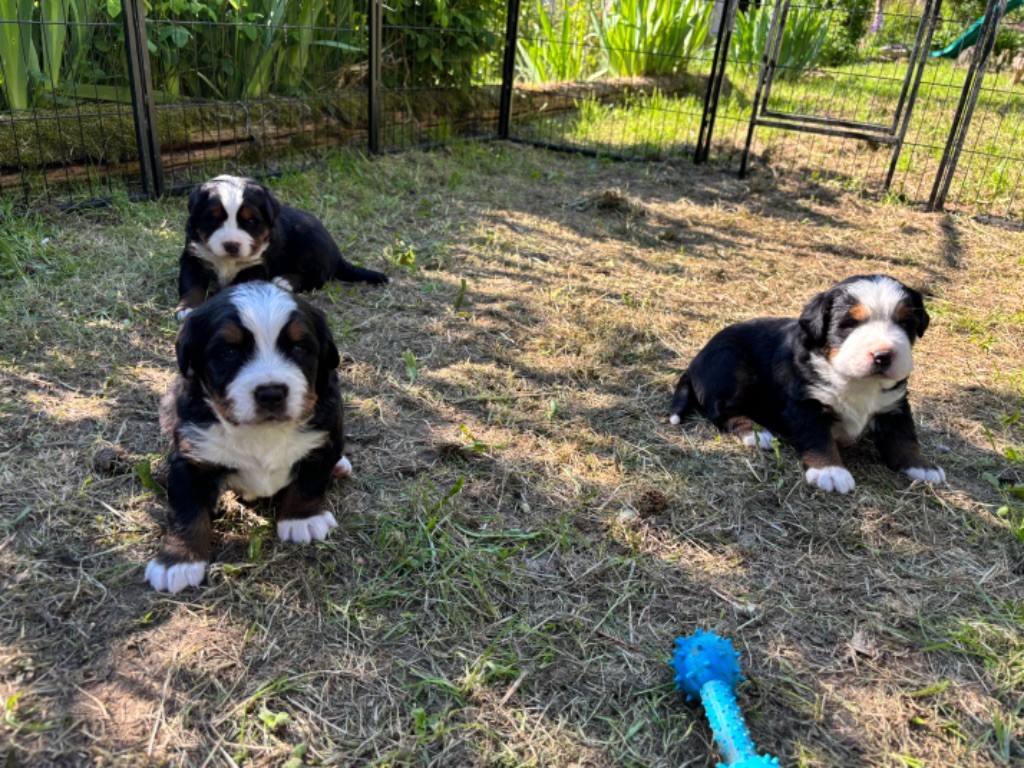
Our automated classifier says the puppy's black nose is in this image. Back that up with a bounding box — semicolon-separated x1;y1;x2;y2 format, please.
254;384;288;410
873;350;893;369
223;241;240;255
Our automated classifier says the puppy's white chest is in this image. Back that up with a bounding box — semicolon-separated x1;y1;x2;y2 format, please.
188;242;262;288
182;422;328;499
829;382;905;442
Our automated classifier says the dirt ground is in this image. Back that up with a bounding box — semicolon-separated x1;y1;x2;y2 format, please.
1;143;1022;767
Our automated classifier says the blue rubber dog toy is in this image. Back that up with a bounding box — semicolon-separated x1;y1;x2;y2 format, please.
671;631;780;767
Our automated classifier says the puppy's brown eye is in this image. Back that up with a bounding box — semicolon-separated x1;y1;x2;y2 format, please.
839;316;860;329
292;344;313;358
217;347;240;362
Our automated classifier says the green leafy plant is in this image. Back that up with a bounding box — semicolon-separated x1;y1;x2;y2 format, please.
593;0;712;77
516;0;597;82
381;0;505;87
731;0;828;80
0;0;33;110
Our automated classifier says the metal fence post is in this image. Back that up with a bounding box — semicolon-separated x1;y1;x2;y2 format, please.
121;0;163;198
499;0;523;140
368;0;382;154
884;0;942;191
696;0;740;164
928;0;1006;210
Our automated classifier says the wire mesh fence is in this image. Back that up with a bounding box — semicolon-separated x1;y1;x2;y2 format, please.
0;3;144;208
0;0;1021;219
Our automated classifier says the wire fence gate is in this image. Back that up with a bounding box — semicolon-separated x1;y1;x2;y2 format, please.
0;0;1021;219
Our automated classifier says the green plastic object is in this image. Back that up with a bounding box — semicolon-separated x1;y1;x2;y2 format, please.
930;0;1023;59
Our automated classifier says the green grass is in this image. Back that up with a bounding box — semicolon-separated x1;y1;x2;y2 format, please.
513;57;1024;217
1;142;1023;767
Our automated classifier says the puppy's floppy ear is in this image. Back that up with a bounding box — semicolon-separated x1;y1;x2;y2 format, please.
798;289;834;348
906;286;930;338
175;313;198;376
253;181;281;227
310;306;340;390
187;184;209;218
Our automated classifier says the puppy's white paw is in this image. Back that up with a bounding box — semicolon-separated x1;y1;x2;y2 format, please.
742;429;775;451
333;455;352;478
176;307;193;321
277;511;338;544
805;466;856;494
669;414;681;426
903;466;946;484
271;276;295;293
146;559;207;593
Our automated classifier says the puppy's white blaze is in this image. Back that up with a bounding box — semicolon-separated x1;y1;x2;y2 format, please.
669;414;681;426
182;421;328;499
277;511;338;543
904;466;946;484
227;284;308;423
205;176;255;258
805;466;856;494
742;429;775;450
846;276;908;319
146;559;208;593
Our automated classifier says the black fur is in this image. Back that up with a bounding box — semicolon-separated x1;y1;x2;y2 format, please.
669;274;941;490
153;285;345;586
177;175;388;315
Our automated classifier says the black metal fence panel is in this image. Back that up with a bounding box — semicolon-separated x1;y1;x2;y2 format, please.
0;0;1021;219
377;1;506;152
0;1;144;209
141;0;369;194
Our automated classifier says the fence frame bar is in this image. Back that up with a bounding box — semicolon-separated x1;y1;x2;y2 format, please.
368;0;383;154
121;0;164;198
928;0;1006;210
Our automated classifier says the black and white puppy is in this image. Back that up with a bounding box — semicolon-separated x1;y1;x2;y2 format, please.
669;274;945;494
177;174;388;319
147;282;352;593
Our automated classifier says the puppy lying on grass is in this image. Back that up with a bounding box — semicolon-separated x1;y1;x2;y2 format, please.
670;274;945;494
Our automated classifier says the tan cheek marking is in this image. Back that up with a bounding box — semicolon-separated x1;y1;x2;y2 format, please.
828;347;838;360
849;303;869;321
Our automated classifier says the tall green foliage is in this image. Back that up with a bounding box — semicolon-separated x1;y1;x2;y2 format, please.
382;0;506;86
731;1;828;80
593;0;712;77
517;0;596;82
1;0;43;110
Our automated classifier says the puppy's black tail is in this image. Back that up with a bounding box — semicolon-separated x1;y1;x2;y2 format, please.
334;257;390;285
668;370;694;426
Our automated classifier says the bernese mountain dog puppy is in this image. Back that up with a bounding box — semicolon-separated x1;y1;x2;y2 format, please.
176;174;388;319
669;274;945;494
147;282;351;593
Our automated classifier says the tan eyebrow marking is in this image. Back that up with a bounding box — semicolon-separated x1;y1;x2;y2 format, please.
848;303;869;321
218;323;243;345
285;319;307;343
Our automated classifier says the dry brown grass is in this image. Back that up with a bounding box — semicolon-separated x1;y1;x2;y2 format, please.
1;143;1022;767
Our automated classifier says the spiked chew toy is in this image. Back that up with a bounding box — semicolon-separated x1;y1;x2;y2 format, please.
671;631;780;768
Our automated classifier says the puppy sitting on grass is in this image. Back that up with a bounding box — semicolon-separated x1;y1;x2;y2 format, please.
147;282;350;593
669;274;945;494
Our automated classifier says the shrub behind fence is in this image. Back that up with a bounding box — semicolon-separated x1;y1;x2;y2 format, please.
0;0;1021;219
